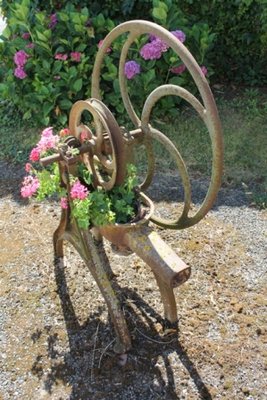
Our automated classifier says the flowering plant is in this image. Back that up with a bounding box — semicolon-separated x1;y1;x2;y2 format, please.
21;127;140;230
0;0;215;126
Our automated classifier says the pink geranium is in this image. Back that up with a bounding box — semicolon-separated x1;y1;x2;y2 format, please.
70;52;82;62
70;180;88;200
60;197;68;209
29;147;41;162
21;176;40;198
25;163;32;173
36;127;59;152
59;128;70;137
80;130;92;142
41;127;53;137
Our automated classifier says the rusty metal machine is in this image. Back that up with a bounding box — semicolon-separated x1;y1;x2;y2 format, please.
41;20;223;354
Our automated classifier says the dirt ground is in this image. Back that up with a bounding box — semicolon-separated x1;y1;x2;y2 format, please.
0;161;266;400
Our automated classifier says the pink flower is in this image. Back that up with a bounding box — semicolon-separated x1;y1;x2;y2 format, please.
26;43;35;49
22;32;30;40
70;52;82;62
41;127;53;137
171;30;186;43
200;66;208;76
14;67;27;79
25;163;32;173
55;53;68;61
170;64;186;74
98;39;112;53
60;197;68;209
29;147;41;162
14;50;29;67
37;127;59;152
80;130;92;142
70;180;88;200
21;176;40;198
54;75;61;80
48;13;58;29
140;38;168;60
59;128;70;137
124;61;141;79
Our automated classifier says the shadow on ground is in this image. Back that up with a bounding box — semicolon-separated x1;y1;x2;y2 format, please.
30;253;212;400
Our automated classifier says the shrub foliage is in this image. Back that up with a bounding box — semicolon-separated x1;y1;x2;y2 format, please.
0;0;265;127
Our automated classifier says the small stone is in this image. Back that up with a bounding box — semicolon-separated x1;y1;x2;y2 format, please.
223;379;233;389
242;387;250;395
234;303;244;313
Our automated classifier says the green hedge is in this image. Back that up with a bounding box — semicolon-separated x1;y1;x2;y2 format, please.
0;0;214;126
177;0;267;84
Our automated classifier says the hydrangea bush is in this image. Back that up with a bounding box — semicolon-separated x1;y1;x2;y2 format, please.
0;0;215;126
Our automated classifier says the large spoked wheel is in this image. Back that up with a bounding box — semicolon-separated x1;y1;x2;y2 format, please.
69;98;126;190
91;20;223;228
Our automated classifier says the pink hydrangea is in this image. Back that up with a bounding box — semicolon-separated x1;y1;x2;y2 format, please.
98;39;112;53
29;147;41;162
140;38;168;60
21;176;40;198
55;53;68;61
14;50;29;67
70;52;82;62
171;30;186;43
70;180;88;200
26;43;35;49
124;60;141;79
200;66;208;76
60;197;68;209
170;64;186;74
14;67;27;79
48;13;58;29
22;32;30;40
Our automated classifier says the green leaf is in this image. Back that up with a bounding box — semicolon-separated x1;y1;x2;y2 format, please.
169;76;184;85
113;79;120;94
23;110;32;120
69;66;78;78
35;30;48;42
1;26;11;39
42;60;51;71
59;99;73;110
152;7;167;23
43;102;54;116
53;61;62;75
94;13;105;27
143;69;156;87
72;78;83;92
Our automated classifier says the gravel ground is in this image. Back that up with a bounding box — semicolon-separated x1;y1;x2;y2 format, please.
0;161;266;400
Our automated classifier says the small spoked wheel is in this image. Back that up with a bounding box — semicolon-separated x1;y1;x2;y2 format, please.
69;98;126;190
